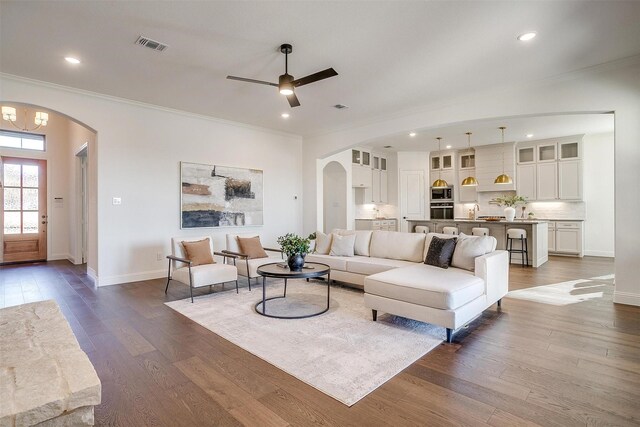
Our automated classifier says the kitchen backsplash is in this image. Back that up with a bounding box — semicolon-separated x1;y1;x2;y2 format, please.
455;192;586;220
355;203;398;219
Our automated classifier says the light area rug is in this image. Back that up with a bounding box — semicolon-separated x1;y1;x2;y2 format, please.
166;280;443;406
506;274;614;306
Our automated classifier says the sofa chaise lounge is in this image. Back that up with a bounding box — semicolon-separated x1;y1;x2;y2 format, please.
306;230;509;342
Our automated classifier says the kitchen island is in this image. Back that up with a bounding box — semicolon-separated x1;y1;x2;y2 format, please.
407;218;548;267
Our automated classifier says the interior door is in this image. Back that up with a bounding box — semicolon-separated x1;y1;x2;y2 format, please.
399;170;425;232
1;157;47;263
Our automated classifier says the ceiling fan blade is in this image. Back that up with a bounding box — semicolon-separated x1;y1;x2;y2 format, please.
292;68;338;87
287;93;301;108
226;75;278;87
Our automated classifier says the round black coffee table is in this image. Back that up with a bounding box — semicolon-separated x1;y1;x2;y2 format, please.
255;262;331;319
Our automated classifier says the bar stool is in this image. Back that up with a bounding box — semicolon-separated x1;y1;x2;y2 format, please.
415;226;429;234
472;227;490;237
442;226;458;235
507;228;528;267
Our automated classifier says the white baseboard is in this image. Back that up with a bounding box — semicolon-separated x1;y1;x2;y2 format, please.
613;291;640;307
97;269;166;287
87;267;98;285
48;253;70;261
584;250;615;258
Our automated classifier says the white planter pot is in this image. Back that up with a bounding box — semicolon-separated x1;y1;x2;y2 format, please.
504;207;516;222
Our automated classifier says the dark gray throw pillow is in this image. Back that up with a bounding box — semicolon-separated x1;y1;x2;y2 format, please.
425;236;457;269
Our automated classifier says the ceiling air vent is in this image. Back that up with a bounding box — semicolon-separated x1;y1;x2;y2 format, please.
333;104;349;110
135;36;168;52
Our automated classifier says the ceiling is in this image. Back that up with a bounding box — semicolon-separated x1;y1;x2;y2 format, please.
1;1;639;137
364;113;615;152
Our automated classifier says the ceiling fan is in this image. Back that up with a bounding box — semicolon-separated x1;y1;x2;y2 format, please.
227;43;338;108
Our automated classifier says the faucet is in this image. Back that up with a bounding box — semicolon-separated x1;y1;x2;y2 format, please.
473;204;480;219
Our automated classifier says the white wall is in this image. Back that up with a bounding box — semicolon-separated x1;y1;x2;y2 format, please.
1;75;303;286
583;132;615;257
303;57;640;306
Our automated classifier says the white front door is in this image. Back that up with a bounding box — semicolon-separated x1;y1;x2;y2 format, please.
399;170;425;232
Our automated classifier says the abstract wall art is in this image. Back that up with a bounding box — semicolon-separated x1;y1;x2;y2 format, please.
180;162;263;228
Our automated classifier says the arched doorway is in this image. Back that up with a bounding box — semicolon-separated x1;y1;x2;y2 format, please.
0;102;98;275
322;161;347;233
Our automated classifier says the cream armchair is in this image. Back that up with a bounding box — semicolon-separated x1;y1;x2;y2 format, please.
222;233;283;290
165;236;239;303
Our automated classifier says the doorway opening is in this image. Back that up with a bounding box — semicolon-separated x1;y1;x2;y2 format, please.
322;161;347;233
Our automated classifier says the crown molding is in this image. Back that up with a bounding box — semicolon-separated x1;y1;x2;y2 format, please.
0;73;303;141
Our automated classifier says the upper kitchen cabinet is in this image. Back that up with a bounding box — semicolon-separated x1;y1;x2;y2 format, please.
559;141;581;160
352;149;371;166
514;135;583;201
430;151;454;171
475;142;516;192
458;149;477;202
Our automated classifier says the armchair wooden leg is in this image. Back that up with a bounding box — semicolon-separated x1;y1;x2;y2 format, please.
190;285;194;303
235;280;239;294
497;299;502;308
246;264;252;291
165;278;171;294
372;309;377;321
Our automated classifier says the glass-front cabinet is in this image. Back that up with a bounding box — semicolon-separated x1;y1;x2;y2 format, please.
538;143;557;162
560;141;580;160
518;146;535;164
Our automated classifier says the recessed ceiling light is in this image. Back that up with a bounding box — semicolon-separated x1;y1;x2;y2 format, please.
517;32;537;42
65;57;81;64
526;134;534;138
281;113;290;119
409;132;416;137
446;145;452;149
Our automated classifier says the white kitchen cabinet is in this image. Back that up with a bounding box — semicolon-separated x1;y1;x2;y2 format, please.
352;164;372;188
517;164;536;200
548;222;556;252
536;162;558;200
380;170;388;203
430;151;455;171
559;141;580;160
556;229;581;254
355;219;397;231
549;221;583;256
559;160;582;200
372;169;381;202
517;146;535;164
538;143;557;162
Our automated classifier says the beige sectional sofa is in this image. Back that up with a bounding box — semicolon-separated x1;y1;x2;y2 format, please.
306;229;509;342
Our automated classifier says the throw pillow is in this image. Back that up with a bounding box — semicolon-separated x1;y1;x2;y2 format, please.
451;233;495;271
237;236;269;259
329;233;356;257
182;238;215;266
424;236;457;269
314;231;333;255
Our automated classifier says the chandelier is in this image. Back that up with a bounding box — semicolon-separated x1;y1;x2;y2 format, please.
1;106;48;131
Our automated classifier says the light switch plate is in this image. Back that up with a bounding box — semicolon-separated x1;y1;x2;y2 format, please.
112;197;122;205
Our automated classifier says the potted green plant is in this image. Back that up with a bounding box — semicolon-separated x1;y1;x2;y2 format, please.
277;233;311;271
491;194;527;222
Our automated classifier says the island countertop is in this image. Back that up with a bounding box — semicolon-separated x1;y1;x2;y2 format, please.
407;218;548;225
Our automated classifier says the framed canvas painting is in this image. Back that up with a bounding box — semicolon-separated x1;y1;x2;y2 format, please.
180;162;263;228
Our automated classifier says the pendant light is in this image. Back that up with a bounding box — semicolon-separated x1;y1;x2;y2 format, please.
432;137;449;188
494;126;513;184
461;132;478;187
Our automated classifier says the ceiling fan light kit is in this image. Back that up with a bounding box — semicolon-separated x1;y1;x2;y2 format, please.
227;43;338;108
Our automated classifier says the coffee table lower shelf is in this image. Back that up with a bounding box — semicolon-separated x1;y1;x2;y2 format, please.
255;262;331;319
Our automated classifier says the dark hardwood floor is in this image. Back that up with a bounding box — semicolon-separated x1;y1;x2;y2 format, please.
1;256;638;426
